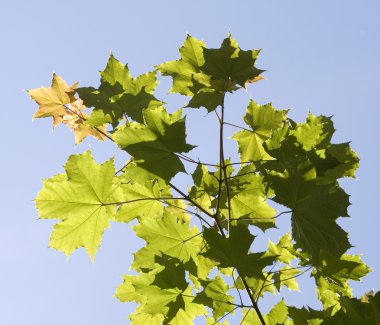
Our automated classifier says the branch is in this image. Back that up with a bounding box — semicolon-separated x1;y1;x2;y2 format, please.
213;95;266;325
175;153;218;167
229;210;292;222
219;98;232;235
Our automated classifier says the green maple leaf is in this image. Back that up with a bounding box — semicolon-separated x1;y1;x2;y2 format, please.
287;306;325;325
115;272;155;304
143;256;207;325
116;180;171;222
77;53;162;126
291;183;351;258
316;253;371;284
189;164;219;214
202;225;275;278
264;131;352;258
265;233;297;264
338;292;380;324
233;101;286;162
229;172;276;230
158;35;264;112
35;151;124;259
315;143;359;184
143;256;207;324
116;256;207;325
291;115;324;151
202;35;263;89
194;275;234;319
157;34;207;96
113;106;195;183
132;212;202;270
273;266;301;292
312;253;371;313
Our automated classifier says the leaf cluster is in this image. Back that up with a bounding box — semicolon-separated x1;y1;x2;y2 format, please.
28;35;377;324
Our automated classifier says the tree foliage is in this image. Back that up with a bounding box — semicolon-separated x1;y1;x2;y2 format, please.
28;35;378;324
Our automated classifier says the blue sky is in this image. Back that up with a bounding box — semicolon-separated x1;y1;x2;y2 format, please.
1;0;380;324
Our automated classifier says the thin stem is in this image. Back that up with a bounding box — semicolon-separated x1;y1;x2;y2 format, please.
175;153;218;167
213;96;266;325
229;210;292;222
212;306;240;325
103;197;184;206
232;268;243;306
240;307;252;325
115;159;134;175
271;265;309;274
219;98;232;236
223;121;252;132
255;263;277;302
182;294;249;308
261;266;313;290
225;159;274;167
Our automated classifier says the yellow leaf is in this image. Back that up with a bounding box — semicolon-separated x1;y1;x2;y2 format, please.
28;73;77;125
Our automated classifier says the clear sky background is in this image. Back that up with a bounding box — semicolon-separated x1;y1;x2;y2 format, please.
1;1;379;324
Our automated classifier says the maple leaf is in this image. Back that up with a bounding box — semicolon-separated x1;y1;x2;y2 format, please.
113;106;195;183
233;100;287;162
228;171;276;230
202;34;264;89
132;212;202;270
28;73;77;126
77;53;162;127
202;225;275;278
158;35;264;112
116;255;207;325
194;275;234;319
35;151;124;260
116;180;171;223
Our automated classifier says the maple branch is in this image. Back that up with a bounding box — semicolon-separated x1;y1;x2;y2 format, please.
229;210;292;222
214;95;266;325
219;97;232;236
